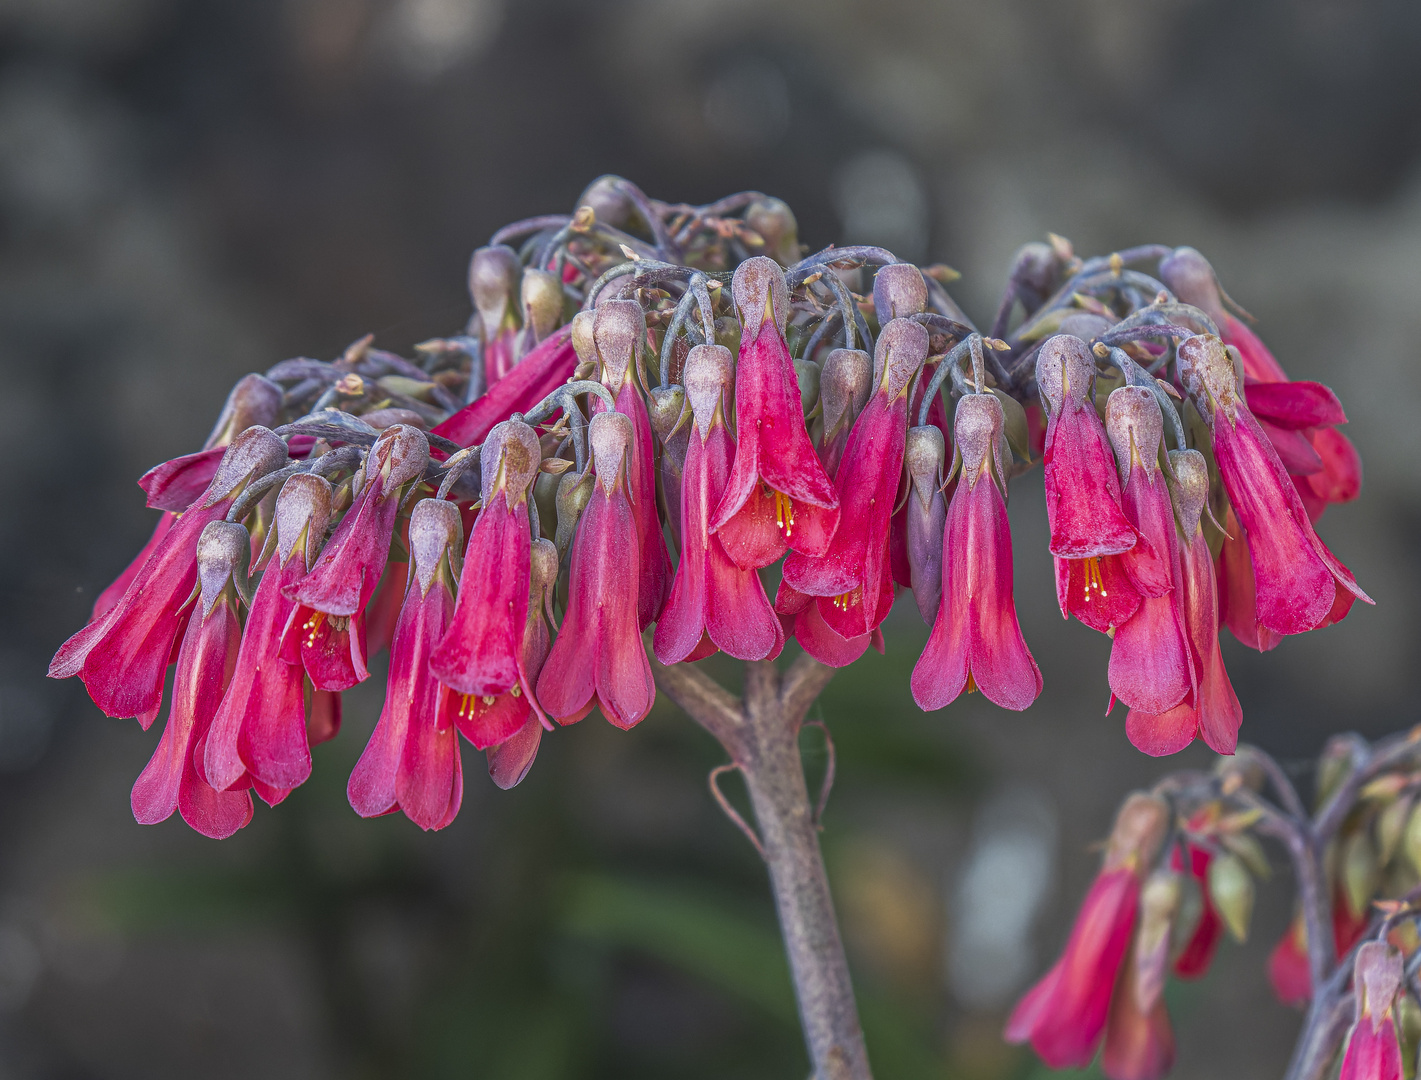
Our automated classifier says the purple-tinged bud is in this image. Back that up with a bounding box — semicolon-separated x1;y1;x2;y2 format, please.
275;473;333;570
1035;334;1096;416
904;424;947;624
684;344;734;437
364;424;430;492
647;384;688;443
905;424;945;511
196;520;251;616
204;426;289;507
205;374;284;450
554;468;594;558
954;393;1007;484
874;318;929;399
1167;449;1209;535
1105;386;1164;484
743;197;800;266
360;407;427;430
793;356;820;414
481;419;542;504
530;536;559;599
1176;334;1243;423
593;299;645;388
872;264;928;324
820;348;872;441
1011;241;1061;304
732;255;790;333
577;175;637;231
589;410;634;494
1057;312;1113;341
469;245;522;340
1355;941;1404;1030
1158;247;1224;323
520;269;563;344
570;309;597;364
409;497;463;595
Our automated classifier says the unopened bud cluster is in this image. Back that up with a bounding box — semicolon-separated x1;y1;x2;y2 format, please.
51;178;1367;839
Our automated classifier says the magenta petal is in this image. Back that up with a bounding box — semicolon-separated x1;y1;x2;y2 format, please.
289;473;402;618
794;599;872;668
433;328;577;448
1307;426;1363;505
616;382;672;629
1258;418;1324;475
1245;380;1347;430
1179;531;1241;755
1124;701;1198;757
138;446;226;512
1109;592;1191;715
1117;471;1175;599
395;692;462;831
1059;555;1142;633
487;715;543;790
1043;402;1137;558
714;482;788;569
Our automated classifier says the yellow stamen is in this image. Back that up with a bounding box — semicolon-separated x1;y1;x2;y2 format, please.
303;610;326;647
771;487;796;539
966;671;978;695
1081;557;1109;603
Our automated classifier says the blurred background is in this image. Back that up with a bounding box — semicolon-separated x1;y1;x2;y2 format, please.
3;0;1421;1076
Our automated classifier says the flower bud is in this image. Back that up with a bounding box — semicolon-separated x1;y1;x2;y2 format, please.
1057;312;1112;341
205;374;284;450
409;497;463;594
820;348;872;441
589;410;634;494
647;384;688;442
1377;793;1414;867
872;263;928;324
684;344;734;437
1134;869;1182;1013
1010;241;1059;304
275;473;333;569
1105;385;1164;484
1176;334;1243;421
904;425;946;624
481;419;542;503
1167;448;1209;535
1341;830;1380;919
197;520;252;616
732;255;789;333
743;197;799;265
593;299;645;387
520;269;564;344
954;393;1007;483
1355;941;1404;1028
793;356;820;415
554;468;594;558
1035;334;1096;416
875;318;929;399
365;424;430;492
205;426;290;507
1158;247;1224;322
570;309;597;364
905;425;945;512
1104;792;1170;872
469;245;522;340
576;174;637;231
1207;852;1254;942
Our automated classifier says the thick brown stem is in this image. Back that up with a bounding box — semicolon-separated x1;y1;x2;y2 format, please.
651;655;872;1080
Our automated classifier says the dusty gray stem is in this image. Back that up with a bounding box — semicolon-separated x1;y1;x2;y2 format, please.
650;654;872;1080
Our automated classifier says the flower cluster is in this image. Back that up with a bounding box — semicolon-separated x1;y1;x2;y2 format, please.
1011;735;1421;1080
51;178;1369;836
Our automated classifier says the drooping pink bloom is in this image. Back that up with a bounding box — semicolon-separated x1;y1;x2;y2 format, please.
1055;552;1142;633
1338;943;1405;1080
431;326;577;449
774;581;879;668
655;344;783;664
348;499;466;830
1268;913;1313;1008
430;419;542;696
289;424;429;620
1103;387;1192;717
1007;794;1168;1070
590;300;671;628
784;319;927;640
1177;335;1371;636
536;411;655;729
205;473;333;797
452;535;557;750
50;426;290;721
903;425;948;624
1124;449;1242;756
1216;507;1282;652
1036;334;1137;558
1100;941;1176;1080
131;521;255;839
711;257;840;567
911;393;1041;712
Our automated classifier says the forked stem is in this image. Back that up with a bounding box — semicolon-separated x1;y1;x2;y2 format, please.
651;653;871;1080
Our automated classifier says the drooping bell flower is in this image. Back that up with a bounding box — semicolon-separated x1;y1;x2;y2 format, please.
1338;943;1405;1080
131;521;255;839
536;411;656;729
1007;794;1169;1070
1036;334;1137;558
655;344;783;664
817;346;872;481
1177;334;1371;635
205;473;333;797
784;319;927;640
430;419;541;696
1101;871;1179;1080
349;499;465;830
591;300;671;628
711;256;841;567
50;426;290;721
431;325;578;450
468;244;522;385
774;580;880;668
453;538;558;750
1104;387;1193;717
1267;912;1313;1008
1055;550;1143;634
1124;449;1242;756
903;425;947;624
287;425;428;685
911;393;1042;712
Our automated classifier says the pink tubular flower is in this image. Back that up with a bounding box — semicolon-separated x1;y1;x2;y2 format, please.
348;499;466;830
1124;450;1242;756
131;521;255;839
1338;943;1405;1080
50;426;290;721
654;343;782;664
536;411;656;729
711;256;841;567
1035;334;1137;558
1007;794;1169;1070
1104;387;1192;717
205;473;333;797
431;326;577;449
429;419;541;696
783;319;927;639
591;300;671;628
911;393;1042;712
289;424;429;620
452;538;558;750
1177;334;1371;636
774;581;880;668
